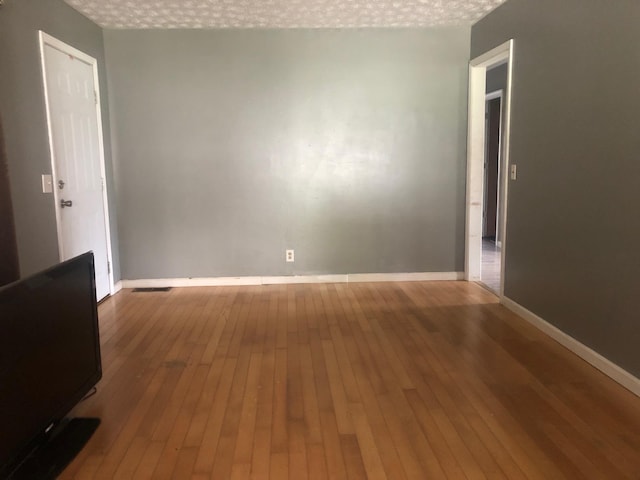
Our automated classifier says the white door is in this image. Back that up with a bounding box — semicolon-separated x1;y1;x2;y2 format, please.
40;34;111;300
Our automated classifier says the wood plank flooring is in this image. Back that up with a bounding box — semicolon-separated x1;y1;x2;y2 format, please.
61;281;640;479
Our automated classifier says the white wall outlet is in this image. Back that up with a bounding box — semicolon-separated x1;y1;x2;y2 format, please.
286;249;295;263
510;164;517;180
41;174;53;193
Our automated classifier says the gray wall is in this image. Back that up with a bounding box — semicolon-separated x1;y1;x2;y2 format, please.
472;0;640;376
486;63;508;94
104;28;470;279
0;0;120;280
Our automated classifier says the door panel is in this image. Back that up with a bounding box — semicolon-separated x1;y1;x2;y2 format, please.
43;43;110;300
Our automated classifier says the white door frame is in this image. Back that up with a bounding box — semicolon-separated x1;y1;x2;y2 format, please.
465;39;514;298
38;31;115;296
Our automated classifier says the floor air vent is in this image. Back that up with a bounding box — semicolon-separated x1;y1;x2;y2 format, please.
132;287;172;293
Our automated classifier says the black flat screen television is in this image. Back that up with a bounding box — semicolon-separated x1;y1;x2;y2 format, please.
0;252;102;479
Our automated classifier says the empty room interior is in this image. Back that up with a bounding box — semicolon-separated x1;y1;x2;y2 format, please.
1;0;640;478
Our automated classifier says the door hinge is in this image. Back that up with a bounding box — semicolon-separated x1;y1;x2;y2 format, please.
94;90;98;105
107;261;111;274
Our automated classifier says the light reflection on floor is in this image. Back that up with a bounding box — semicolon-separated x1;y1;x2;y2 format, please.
481;238;501;294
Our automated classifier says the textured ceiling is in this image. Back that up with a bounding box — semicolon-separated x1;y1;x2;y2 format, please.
64;0;507;29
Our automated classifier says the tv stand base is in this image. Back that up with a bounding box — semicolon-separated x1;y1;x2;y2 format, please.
9;417;100;480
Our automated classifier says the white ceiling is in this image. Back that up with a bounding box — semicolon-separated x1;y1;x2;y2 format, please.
64;0;507;29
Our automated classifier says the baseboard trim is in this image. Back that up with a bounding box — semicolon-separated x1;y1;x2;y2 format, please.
113;281;123;294
349;271;463;283
502;296;640;398
120;271;464;289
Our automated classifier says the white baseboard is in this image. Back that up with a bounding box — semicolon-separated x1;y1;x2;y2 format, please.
113;281;123;294
120;271;464;289
348;271;462;283
502;296;640;398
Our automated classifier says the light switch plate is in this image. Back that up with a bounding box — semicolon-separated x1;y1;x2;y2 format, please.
41;174;53;193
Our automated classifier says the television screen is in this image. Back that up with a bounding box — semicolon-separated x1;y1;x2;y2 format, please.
0;252;102;476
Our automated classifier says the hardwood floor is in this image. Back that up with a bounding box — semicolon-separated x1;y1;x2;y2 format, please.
61;282;640;479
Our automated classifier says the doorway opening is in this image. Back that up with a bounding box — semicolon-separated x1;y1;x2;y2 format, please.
465;40;514;298
481;68;507;293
